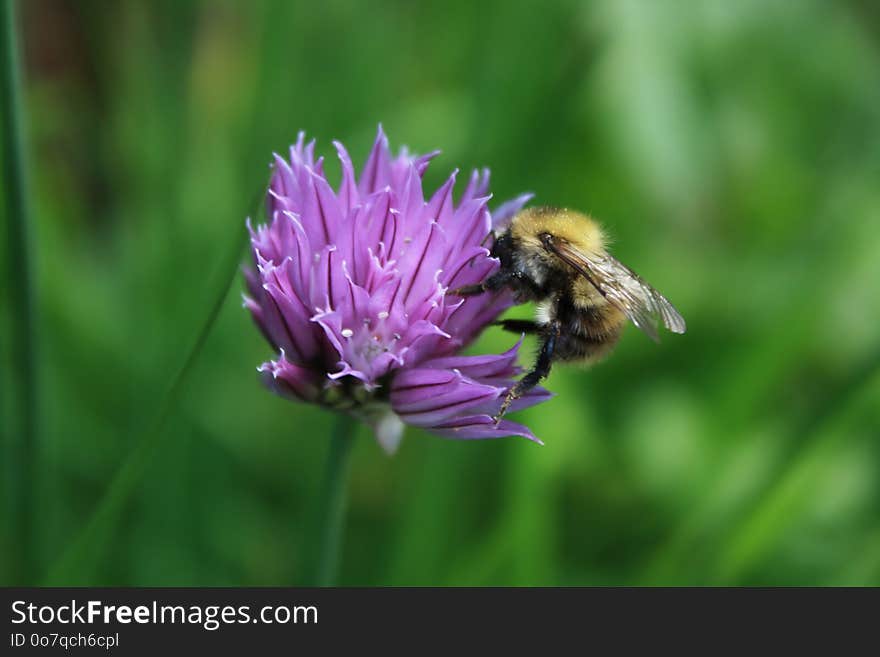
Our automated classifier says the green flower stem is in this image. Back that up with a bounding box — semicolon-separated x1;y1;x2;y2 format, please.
312;414;358;586
1;0;38;584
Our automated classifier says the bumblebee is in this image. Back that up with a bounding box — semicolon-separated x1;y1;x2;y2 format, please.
452;207;686;420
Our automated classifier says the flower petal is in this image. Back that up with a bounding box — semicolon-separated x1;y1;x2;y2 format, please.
421;338;524;379
366;409;406;455
427;415;543;444
258;353;321;403
492;192;534;230
391;367;501;427
333;140;360;213
459;168;490;206
358;125;391;196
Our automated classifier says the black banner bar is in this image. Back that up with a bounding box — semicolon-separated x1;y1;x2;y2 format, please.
2;587;876;653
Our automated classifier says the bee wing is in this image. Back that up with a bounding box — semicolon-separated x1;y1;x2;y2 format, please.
544;238;686;342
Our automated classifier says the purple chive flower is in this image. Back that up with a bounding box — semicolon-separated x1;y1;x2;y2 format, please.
244;127;547;453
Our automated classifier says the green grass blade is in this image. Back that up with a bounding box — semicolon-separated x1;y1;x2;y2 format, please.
42;192;258;585
640;342;880;585
1;0;38;584
710;348;880;583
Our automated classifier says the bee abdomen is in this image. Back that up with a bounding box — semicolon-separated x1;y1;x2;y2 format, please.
554;296;625;364
569;299;626;339
555;324;623;364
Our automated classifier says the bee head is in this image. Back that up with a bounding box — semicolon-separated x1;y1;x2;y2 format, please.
489;230;515;267
511;207;606;256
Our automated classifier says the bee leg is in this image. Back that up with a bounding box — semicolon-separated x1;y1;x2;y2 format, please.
448;283;486;297
494;319;542;334
449;270;515;297
494;321;560;423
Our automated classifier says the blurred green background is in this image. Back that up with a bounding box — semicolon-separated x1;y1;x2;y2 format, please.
2;0;879;586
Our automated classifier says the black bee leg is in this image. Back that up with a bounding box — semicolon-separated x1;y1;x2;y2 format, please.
494;319;542;334
494;321;560;423
449;270;515;297
448;283;486;297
